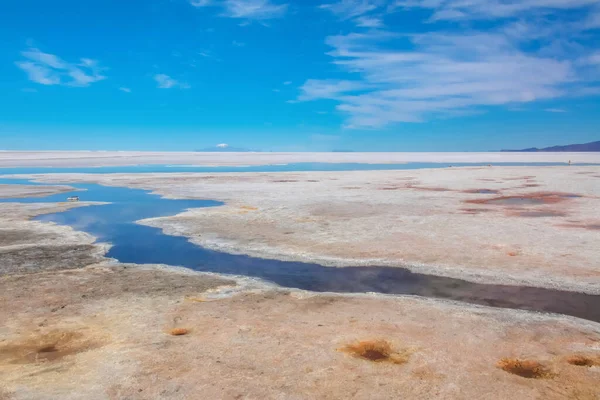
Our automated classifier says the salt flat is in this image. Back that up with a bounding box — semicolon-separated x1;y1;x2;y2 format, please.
22;165;600;293
1;150;600;167
2;166;600;399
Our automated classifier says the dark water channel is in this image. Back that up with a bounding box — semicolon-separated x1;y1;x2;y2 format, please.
1;179;599;323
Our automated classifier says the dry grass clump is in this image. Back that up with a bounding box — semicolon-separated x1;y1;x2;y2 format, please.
168;328;189;336
496;358;553;379
566;355;599;367
340;340;410;365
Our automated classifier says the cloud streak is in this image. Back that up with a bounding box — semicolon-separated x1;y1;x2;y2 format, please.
191;0;287;20
16;48;105;87
154;74;190;89
300;0;600;128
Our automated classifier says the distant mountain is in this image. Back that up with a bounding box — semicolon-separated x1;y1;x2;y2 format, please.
502;140;600;152
195;144;255;152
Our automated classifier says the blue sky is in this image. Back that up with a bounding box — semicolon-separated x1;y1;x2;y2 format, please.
1;0;599;151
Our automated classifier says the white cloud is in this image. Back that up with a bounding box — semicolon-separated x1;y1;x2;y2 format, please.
545;108;567;113
395;0;599;21
190;0;287;20
119;87;131;93
232;40;246;47
354;15;383;27
319;0;383;19
154;74;190;89
15;48;105;87
216;143;229;148
299;30;576;127
298;79;369;101
283;80;292;85
319;0;385;27
299;1;600;128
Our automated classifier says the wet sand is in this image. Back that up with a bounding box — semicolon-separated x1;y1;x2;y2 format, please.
2;168;600;399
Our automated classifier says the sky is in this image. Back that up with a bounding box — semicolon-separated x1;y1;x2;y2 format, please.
1;0;599;152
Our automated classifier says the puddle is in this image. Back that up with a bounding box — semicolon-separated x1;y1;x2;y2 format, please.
1;180;600;323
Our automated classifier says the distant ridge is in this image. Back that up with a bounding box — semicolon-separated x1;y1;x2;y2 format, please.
502;140;600;152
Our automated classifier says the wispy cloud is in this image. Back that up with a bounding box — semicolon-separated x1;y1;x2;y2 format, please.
545;108;567;113
190;0;287;20
394;0;599;21
319;0;382;19
354;15;383;27
319;0;385;27
119;87;131;93
154;74;190;89
300;1;600;128
16;48;105;87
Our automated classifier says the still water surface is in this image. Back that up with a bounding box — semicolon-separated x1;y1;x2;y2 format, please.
0;175;598;323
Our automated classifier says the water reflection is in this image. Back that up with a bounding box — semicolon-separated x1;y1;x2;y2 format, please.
1;180;598;323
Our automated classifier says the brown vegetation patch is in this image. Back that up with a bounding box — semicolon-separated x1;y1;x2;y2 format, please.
378;186;404;190
168;328;189;336
521;184;541;188
506;209;568;218
496;358;553;379
566;355;600;367
408;185;452;192
558;223;600;231
465;192;583;206
340;340;410;365
461;208;493;214
462;189;500;194
0;330;102;364
504;176;536;181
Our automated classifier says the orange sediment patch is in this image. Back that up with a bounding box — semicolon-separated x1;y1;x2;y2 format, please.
0;330;103;364
496;358;553;379
339;340;411;365
168;328;189;336
239;205;258;211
